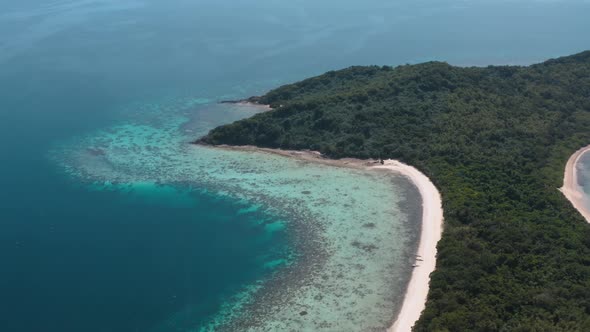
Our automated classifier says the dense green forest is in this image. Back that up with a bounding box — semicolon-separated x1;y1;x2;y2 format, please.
199;51;590;331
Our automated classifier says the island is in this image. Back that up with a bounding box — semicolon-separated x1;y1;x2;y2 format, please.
198;51;590;331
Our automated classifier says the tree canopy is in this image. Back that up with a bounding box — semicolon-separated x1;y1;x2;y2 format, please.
200;51;590;331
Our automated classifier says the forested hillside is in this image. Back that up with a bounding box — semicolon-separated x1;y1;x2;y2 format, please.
199;51;590;331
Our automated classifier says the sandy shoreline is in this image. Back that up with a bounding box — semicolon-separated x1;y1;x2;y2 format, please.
213;146;444;331
221;101;273;112
379;160;443;332
560;145;590;223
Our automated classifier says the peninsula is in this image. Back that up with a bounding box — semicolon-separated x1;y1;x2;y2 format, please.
199;51;590;330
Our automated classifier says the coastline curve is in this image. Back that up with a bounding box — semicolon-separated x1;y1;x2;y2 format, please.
212;147;444;331
377;160;443;332
560;145;590;224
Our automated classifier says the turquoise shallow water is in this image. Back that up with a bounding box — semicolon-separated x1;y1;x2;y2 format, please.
51;98;422;330
2;0;590;331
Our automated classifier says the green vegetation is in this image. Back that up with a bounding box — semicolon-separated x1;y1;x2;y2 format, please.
199;51;590;331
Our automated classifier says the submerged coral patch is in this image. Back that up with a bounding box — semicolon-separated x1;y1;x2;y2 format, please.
50;98;421;331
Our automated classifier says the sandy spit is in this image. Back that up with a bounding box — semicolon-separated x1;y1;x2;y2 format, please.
212;146;444;331
560;145;590;224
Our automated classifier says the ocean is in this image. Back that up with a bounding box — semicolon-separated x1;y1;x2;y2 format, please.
1;0;589;331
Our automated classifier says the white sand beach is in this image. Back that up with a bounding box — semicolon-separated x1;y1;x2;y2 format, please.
229;101;273;112
560;145;590;224
376;160;443;332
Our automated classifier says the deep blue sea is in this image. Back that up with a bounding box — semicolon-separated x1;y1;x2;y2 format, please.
1;1;589;331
